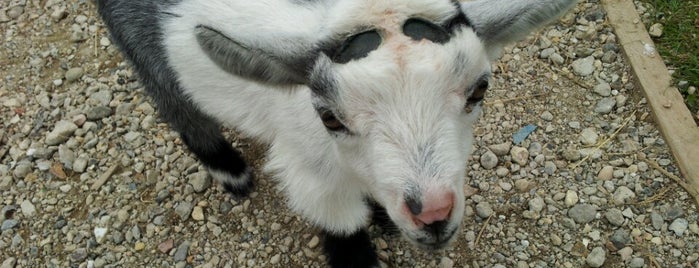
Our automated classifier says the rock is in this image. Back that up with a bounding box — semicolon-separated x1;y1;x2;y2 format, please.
540;48;556;59
648;23;663;38
580;127;598;145
605;208;625;226
7;6;24;19
564;190;579;207
65;67;84;82
572;56;595;76
159;239;174;253
594;82;611;97
0;176;13;191
89;90;113;106
20;200;36;217
175;201;193;221
594;97;616;114
601;51;617;63
543;161;557;175
650;211;664;230
58;145;75;168
618;247;633;261
488;143;511;156
610;229;631;249
94;227;108;243
1;258;17;268
174;241;190;262
476;202;494;218
514;179;530;192
480;150;498;170
45;121;78;145
134;242;146;251
510;146;529;165
568;204;596;224
563;149;581;161
308;236;320;248
669;218;688;236
189;171;212;193
550;53;565;65
528;197;545;213
612;186;635;205
586;247;606;267
597;166;613;180
191;206;205;221
540;111;554;121
439;256;454;268
71;248;88;262
629;257;645;268
664;206;684;220
86;106;113;120
1;220;18;231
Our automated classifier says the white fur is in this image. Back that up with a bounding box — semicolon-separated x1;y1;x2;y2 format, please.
161;0;575;243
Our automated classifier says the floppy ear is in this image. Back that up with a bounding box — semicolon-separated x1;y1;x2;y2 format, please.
460;0;578;59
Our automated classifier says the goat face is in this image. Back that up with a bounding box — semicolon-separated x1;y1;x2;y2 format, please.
304;1;487;249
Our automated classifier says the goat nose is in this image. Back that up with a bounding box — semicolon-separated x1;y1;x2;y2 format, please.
406;192;454;226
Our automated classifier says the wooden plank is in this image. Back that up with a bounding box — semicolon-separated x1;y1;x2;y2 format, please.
601;0;699;205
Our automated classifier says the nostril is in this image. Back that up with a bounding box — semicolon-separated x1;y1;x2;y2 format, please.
414;201;453;226
405;195;422;216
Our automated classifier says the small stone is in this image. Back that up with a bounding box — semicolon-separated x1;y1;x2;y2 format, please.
604;208;624;226
540;48;556;59
514;179;529;192
580;127;599;145
475;202;494;218
664;206;684;220
572;56;595;76
648;23;663;38
50;6;68;21
650;211;664;230
543;161;557;175
488;143;511;156
480;150;498;170
563;149;581;161
595;98;616;114
73;157;88;173
1;220;18;231
1;258;17;268
100;36;111;47
7;6;24;19
568;204;596;224
510;146;529;165
175;201;193;221
439;256;454;268
550;53;565;65
629;257;645;268
188;171;212;193
86;106;113;120
610;229;631;249
669;218;688;236
158;239;174;253
594;82;611;97
618;247;633;261
601;51;617;63
540;111;554;121
65;67;84;82
528;197;545;213
20;200;36;217
134;242;146;251
271;223;281;231
0;177;12;191
191;206;205;221
564;190;579;207
46;121;78;145
612;186;635;205
94;227;108;243
597;166;613;180
174;241;190;262
586;247;606;267
308;236;320;248
71;248;88;262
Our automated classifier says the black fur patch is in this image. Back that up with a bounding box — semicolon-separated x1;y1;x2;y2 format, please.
370;202;399;235
404;195;422;215
323;229;379;268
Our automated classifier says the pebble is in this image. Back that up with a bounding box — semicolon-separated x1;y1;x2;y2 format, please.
528;197;545;213
586;247;606;267
20;200;36;217
564;190;579;207
610;229;630;249
189;171;212;193
664;206;684;220
65;67;84;82
669;218;688;236
192;206;205;221
563;149;581;161
612;186;635;205
94;227;108;243
479;150;498;170
175;201;193;221
488;143;511;156
1;258;16;268
158;239;174;253
648;23;663;37
580;127;598;145
7;6;24;19
134;242;146;251
174;241;191;262
72;248;88;262
618;247;633;261
438;256;454;268
597;166;613;180
568;204;596;223
510;146;529;165
476;202;494;218
45;121;78;145
308;236;320;248
86;106;113;120
540;111;553;121
594;82;611;97
604;208;625;226
543;161;556;175
514;179;529;192
629;257;645;268
650;211;664;230
1;220;18;231
571;56;595;76
594;97;616;114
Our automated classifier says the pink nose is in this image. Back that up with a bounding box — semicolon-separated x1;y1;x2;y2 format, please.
407;192;454;226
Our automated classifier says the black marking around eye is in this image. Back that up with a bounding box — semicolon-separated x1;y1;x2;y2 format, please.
330;30;382;64
403;18;450;44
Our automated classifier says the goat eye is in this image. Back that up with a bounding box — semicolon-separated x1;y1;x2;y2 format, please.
319;110;346;131
467;79;488;104
403;18;450;44
331;30;382;64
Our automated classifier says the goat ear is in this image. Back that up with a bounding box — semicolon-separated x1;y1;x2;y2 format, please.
195;25;315;85
460;0;577;59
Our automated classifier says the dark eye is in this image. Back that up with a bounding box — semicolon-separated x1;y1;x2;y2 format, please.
319;109;346;131
331;30;382;64
467;79;488;104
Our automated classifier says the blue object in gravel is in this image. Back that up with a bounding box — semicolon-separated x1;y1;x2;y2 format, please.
513;124;537;145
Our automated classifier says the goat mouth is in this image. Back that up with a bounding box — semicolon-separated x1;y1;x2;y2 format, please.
404;224;459;250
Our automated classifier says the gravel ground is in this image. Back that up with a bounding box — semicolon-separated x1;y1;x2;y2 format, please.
1;0;698;267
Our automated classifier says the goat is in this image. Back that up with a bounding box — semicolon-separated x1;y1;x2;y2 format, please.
96;0;577;266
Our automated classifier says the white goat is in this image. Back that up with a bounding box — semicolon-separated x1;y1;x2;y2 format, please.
97;0;576;266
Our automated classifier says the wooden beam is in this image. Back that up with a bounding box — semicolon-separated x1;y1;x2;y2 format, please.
601;0;699;205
